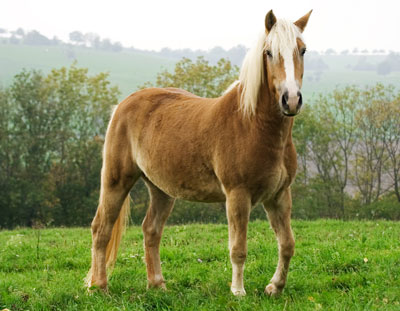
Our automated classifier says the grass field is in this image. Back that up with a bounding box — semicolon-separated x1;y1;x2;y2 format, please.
1;220;399;310
2;43;400;103
0;44;175;99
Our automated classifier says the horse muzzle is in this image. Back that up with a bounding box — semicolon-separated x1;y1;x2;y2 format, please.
281;90;302;116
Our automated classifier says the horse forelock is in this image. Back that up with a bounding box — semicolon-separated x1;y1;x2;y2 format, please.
238;19;304;117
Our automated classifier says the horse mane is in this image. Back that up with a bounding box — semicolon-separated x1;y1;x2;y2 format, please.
238;19;303;117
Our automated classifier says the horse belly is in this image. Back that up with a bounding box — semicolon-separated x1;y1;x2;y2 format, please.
163;177;225;202
136;153;225;202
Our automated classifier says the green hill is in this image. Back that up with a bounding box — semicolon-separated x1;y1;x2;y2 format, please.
302;54;400;98
1;43;399;101
0;44;176;99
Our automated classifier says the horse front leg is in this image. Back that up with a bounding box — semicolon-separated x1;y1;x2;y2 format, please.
263;188;295;296
226;188;251;296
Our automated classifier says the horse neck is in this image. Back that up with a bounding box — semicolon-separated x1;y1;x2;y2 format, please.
216;83;294;148
253;82;294;147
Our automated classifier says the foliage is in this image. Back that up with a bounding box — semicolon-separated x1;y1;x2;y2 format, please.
292;84;400;219
1;62;400;228
1;220;400;310
140;56;239;97
0;65;119;228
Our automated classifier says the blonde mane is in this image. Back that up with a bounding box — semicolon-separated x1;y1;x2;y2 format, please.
238;19;303;117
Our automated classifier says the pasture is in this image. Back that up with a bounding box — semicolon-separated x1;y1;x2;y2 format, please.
1;43;400;102
0;43;175;99
1;220;399;310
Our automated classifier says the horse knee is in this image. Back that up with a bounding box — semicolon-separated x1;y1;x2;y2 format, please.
230;247;247;265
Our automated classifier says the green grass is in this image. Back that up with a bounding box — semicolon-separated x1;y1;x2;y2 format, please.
1;220;400;310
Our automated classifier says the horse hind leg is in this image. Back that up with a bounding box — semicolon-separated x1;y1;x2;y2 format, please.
142;180;175;289
86;160;140;290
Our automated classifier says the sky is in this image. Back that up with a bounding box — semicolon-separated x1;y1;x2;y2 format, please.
1;0;400;52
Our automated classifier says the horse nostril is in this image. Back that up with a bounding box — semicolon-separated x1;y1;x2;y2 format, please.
282;91;289;109
298;92;303;108
284;91;289;102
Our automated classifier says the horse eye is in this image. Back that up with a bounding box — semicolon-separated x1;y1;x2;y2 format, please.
300;48;306;56
266;50;273;57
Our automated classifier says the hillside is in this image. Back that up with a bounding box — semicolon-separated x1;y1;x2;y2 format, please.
303;53;400;97
1;43;400;101
0;44;175;99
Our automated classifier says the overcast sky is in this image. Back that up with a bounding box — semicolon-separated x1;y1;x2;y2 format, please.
2;0;400;52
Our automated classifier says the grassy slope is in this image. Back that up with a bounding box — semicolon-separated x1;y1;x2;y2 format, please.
0;44;176;99
1;220;399;310
2;44;400;102
302;54;400;99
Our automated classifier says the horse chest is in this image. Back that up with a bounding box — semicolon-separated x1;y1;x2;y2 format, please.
252;163;290;203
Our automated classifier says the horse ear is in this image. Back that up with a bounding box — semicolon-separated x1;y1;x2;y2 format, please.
294;10;312;33
265;10;277;33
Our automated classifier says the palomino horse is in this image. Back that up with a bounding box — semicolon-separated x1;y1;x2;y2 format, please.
87;10;312;296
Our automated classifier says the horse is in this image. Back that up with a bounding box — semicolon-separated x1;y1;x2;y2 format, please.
86;9;312;296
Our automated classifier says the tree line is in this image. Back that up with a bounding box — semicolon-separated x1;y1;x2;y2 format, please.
0;59;399;229
0;27;246;63
4;26;400;73
0;65;119;228
292;85;400;219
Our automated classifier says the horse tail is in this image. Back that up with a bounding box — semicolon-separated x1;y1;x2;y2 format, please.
105;194;131;272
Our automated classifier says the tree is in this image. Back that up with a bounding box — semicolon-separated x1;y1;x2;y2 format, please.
377;53;400;75
15;28;25;36
0;65;120;228
84;32;101;48
23;30;51;45
293;87;358;218
352;84;395;205
381;97;400;202
325;48;337;55
0;87;19;227
377;62;391;75
43;65;120;225
141;56;239;97
69;31;85;45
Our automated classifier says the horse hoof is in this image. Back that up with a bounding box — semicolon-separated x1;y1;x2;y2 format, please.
264;283;281;297
87;284;108;294
231;287;246;296
147;281;167;290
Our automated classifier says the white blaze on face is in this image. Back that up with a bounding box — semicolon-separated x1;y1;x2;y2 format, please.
266;19;302;98
282;48;299;97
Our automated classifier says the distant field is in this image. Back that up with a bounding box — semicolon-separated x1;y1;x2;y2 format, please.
1;220;399;310
303;70;400;99
302;54;400;99
0;44;175;99
1;43;400;102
